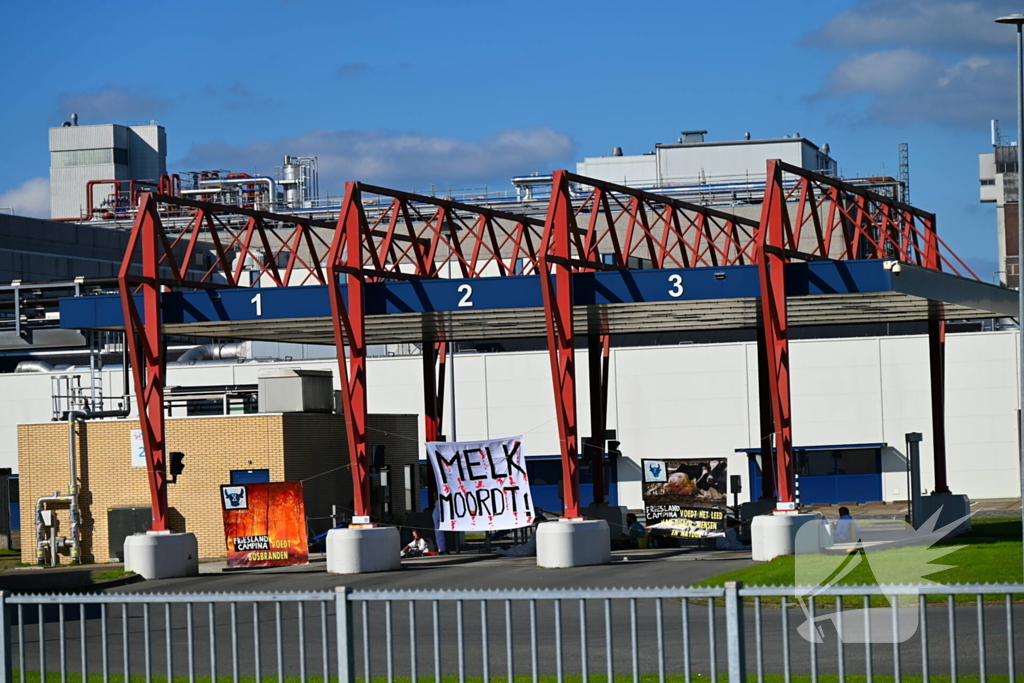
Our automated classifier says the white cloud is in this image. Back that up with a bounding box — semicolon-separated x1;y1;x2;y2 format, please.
180;127;576;191
823;49;935;95
0;177;50;219
57;86;167;123
813;48;1015;127
807;0;1019;51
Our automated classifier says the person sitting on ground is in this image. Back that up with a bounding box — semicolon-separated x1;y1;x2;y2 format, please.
714;517;750;550
400;529;433;558
833;506;860;543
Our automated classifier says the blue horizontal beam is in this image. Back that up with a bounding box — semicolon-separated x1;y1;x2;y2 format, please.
735;443;887;453
62;259;990;330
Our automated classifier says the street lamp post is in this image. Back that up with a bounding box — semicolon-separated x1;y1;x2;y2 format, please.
995;12;1024;581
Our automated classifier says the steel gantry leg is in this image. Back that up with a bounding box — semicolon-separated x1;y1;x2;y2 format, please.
422;340;447;505
922;217;951;495
329;183;371;520
758;161;796;511
587;333;610;505
541;170;581;518
118;195;169;531
928;318;951;494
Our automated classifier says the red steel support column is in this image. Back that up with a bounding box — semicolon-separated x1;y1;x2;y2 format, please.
329;183;371;519
923;216;950;494
541;170;580;518
757;161;796;511
422;340;447;505
118;195;169;530
587;333;610;505
755;325;777;500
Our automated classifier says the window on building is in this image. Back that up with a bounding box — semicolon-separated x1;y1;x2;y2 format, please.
51;148;129;167
185;396;257;416
404;464;414;512
794;448;881;476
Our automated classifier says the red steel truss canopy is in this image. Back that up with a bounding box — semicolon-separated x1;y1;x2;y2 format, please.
75;161;1014;530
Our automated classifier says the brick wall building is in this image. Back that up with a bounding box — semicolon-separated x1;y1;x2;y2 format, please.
18;412;418;564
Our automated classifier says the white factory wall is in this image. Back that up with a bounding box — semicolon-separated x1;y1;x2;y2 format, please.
575;154;659;186
50;164;127;220
656;141;808;182
126;125;167;180
576;139;836;189
5;330;1021;506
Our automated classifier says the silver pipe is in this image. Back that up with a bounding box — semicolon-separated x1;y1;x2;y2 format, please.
122;332;131;415
67;414;84;562
1016;17;1024;602
34;493;72;563
15;361;54;373
88;340;98;411
198;177;278;209
174;342;248;365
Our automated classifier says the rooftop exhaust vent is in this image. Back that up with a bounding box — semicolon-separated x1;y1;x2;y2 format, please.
611;146;623;157
679;130;707;143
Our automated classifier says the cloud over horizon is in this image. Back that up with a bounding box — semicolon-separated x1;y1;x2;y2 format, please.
179;127;576;191
813;48;1015;126
806;0;1019;51
56;86;168;123
806;0;1019;127
0;177;50;219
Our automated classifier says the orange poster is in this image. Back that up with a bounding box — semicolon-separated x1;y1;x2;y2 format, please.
220;482;309;568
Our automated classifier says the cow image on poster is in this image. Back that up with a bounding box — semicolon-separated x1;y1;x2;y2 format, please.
666;460;727;496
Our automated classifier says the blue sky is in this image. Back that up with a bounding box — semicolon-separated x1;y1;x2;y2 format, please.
0;0;1019;277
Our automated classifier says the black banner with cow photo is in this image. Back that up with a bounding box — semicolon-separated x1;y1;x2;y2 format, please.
641;458;727;539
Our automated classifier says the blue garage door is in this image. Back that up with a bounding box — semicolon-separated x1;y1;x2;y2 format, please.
747;446;883;505
8;475;18;530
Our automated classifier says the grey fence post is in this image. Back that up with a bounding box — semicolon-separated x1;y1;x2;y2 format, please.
725;581;747;682
335;586;355;683
0;591;11;683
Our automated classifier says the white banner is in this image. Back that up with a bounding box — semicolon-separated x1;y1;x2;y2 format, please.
426;436;535;532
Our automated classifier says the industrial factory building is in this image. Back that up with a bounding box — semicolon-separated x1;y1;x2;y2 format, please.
0;118;1020;559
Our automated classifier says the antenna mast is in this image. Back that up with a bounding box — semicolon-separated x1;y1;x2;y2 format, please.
898;142;910;204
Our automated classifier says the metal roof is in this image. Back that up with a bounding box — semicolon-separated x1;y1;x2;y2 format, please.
59;259;1017;345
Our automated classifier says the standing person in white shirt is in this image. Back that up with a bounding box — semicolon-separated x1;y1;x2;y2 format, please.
833;507;860;543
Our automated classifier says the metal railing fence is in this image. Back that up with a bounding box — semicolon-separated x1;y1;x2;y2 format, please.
2;582;1022;683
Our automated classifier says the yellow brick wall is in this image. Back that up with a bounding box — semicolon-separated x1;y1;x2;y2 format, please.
18;412;419;565
19;415;286;564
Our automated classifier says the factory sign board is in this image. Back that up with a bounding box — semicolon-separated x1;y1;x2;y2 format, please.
131;430;146;467
641;458;727;539
220;481;309;568
426;436;535;531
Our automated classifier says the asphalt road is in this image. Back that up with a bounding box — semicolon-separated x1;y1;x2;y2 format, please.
8;553;1022;680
